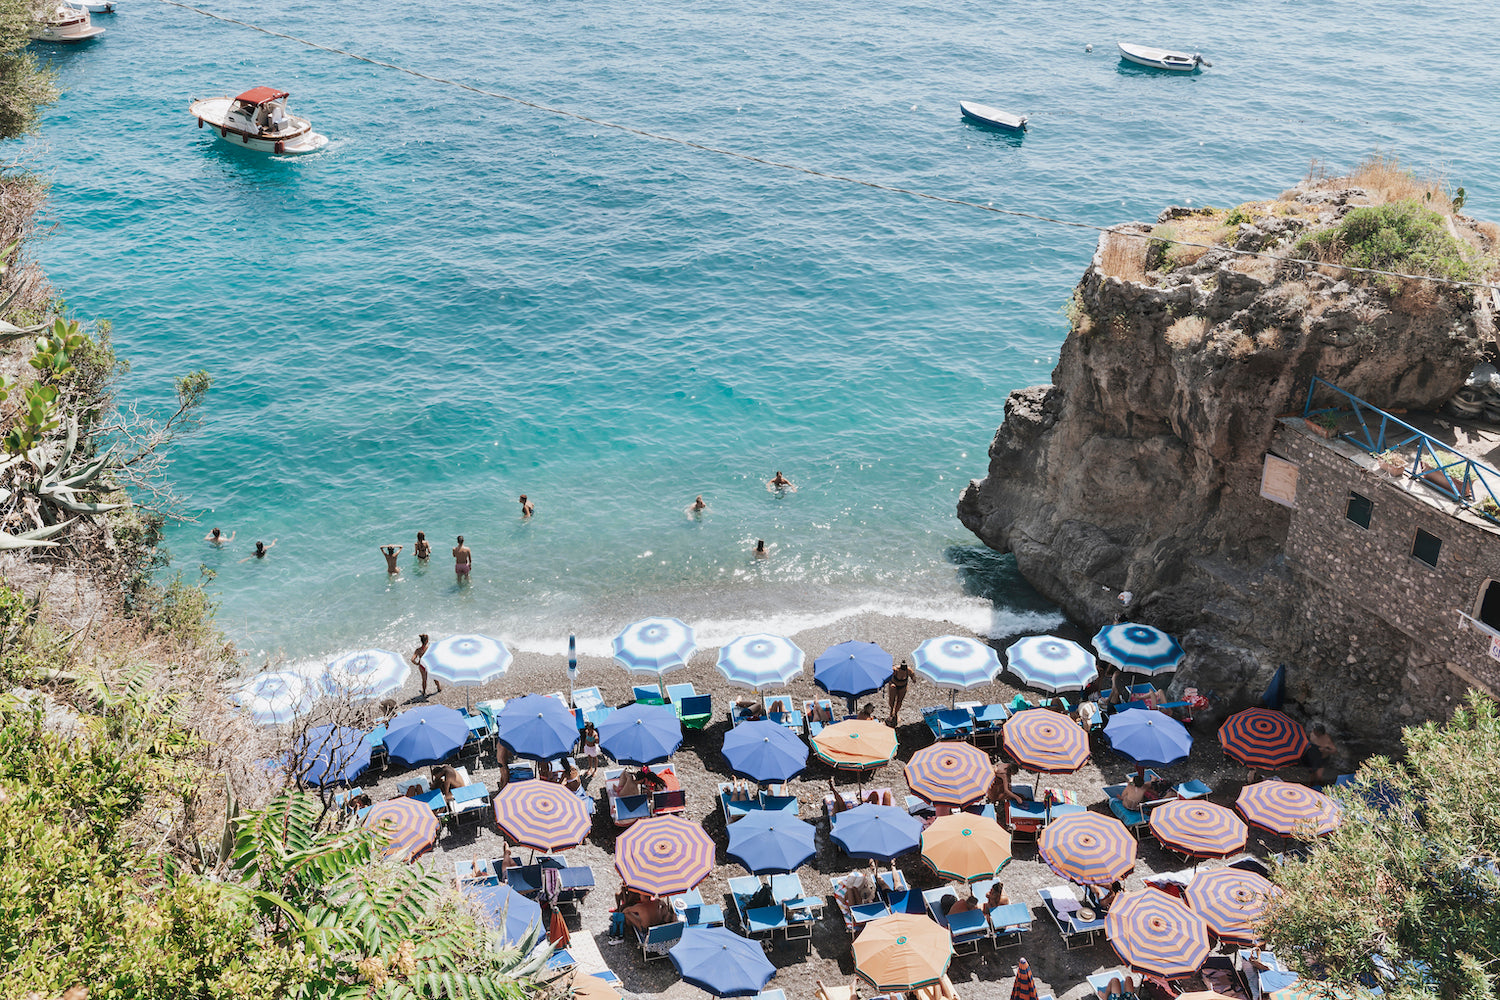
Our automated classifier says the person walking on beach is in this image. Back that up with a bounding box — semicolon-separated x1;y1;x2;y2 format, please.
887;658;914;725
380;544;403;575
414;531;431;562
453;536;472;583
769;470;793;490
205;527;235;547
412;633;441;697
519;495;534;518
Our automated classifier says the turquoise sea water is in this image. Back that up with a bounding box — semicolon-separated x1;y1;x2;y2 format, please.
26;0;1500;666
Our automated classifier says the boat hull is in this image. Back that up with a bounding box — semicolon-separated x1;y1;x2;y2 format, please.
959;101;1027;132
64;0;116;12
30;21;104;41
189;97;329;155
1117;43;1200;71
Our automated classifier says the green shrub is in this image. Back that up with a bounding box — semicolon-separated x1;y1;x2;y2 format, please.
1225;205;1254;227
1293;199;1488;295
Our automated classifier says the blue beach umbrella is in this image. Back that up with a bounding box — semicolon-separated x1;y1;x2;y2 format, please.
597;702;683;765
422;633;512;688
495;694;578;761
232;670;316;726
717;634;805;702
815;640;894;712
669;925;777;997
1104;709;1193;769
292;724;373;786
383;704;469;765
322;648;409;702
830;803;924;861
1092;623;1185;677
912;636;1001;705
726;809;817;874
722;719;809;784
613;616;697;698
1004;635;1098;693
466;882;543;948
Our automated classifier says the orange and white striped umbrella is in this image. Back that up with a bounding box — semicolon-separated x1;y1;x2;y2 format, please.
812;720;898;771
362;797;440;861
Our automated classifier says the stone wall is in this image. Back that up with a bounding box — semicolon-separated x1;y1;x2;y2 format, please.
1273;420;1500;698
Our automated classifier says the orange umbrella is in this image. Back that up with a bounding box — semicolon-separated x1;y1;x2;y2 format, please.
854;914;953;991
569;972;622;1000
812;720;898;771
362;797;440;862
920;813;1012;881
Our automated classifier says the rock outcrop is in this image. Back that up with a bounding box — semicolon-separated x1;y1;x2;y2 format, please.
959;176;1499;739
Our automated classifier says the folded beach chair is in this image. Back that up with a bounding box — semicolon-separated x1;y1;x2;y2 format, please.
677;694;712;730
752;991;787;1000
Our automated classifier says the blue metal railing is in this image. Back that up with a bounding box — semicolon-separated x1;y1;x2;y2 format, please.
1302;377;1500;525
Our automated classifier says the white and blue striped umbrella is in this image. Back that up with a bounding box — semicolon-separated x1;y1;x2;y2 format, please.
1004;635;1098;693
323;648;410;702
1093;623;1186;676
911;635;1002;691
717;633;805;692
422;633;512;687
1002;638;1098;692
613;617;697;676
232;670;315;726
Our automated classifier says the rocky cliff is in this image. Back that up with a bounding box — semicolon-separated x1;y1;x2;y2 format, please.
958;168;1500;738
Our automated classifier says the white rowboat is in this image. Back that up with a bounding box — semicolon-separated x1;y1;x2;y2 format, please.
64;0;117;12
189;87;329;155
959;101;1027;133
1117;42;1209;72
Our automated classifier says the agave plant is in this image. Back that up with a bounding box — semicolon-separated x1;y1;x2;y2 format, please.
230;792;543;999
0;414;124;550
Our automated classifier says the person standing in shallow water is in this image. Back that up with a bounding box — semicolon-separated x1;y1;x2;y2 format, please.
452;536;472;583
414;531;430;562
519;495;534;518
413;633;440;696
380;544;403;574
753;539;768;559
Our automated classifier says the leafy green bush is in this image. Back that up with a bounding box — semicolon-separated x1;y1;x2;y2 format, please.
1293;199;1487;295
1225;205;1254;227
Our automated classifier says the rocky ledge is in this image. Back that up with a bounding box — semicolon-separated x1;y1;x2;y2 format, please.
958;169;1500;739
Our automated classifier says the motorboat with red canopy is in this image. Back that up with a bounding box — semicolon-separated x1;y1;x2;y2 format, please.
188;86;329;155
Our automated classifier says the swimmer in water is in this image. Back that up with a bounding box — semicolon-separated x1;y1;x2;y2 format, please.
240;539;277;563
691;495;707;512
381;544;403;574
453;536;472;583
754;539;768;559
414;531;431;561
205;527;235;547
519;495;534;518
769;471;793;490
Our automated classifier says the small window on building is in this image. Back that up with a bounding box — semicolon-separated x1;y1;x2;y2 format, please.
1478;580;1500;631
1411;528;1442;567
1345;492;1373;529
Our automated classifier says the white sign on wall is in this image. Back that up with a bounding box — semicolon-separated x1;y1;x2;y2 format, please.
1261;454;1299;508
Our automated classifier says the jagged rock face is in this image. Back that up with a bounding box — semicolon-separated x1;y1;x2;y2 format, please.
959;184;1493;737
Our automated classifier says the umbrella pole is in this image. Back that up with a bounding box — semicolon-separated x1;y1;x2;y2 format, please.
658;675;668;702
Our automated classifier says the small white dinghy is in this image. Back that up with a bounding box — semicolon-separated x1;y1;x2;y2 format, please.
959;100;1027;133
64;0;117;12
189;87;329;155
1117;42;1209;72
30;3;105;42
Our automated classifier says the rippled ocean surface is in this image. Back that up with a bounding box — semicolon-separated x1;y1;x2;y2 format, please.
27;0;1500;664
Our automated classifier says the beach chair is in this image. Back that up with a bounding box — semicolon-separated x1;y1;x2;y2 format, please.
925;708;975;741
571;686;604;713
988;902;1032;948
507;760;538;783
666;682;696;704
760;792;799;816
744;905;788;940
615;793;652;825
632;685;665;706
677;694;712;730
752;991;787;1000
1087;971;1133;999
585;706;615;728
1039;885;1104;950
543;949;576;977
727;875;762;923
1108;795;1173;838
652;787;686;816
505;864;543;897
1175;779;1213;799
454;858;496;885
971;703;1007;749
720;783;761;824
670;889;725;927
447;783;492;825
636;920;683;962
1009;787;1049;841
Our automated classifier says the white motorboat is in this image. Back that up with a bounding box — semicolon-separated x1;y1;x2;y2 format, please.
1117;42;1210;72
959;100;1027;133
29;3;105;42
63;0;117;12
189;87;329;155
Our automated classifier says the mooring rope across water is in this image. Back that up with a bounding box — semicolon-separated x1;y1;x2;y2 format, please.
158;0;1499;294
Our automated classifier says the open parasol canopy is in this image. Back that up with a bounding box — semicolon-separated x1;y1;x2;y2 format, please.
495;694;579;761
669;925;776;997
853;913;953;991
597;702;683;765
1149;800;1248;859
383;704;468;766
615;814;716;896
1236;781;1340;837
1184;867;1278;945
422;633;512;688
1004;709;1091;773
290;724;372;786
1092;623;1186;675
466;882;542;948
812;719;898;771
613;617;696;698
1106;889;1211;979
1104;710;1193;769
232;670;315;726
1004;635;1098;693
322;648;409;702
905;742;993;806
717;633;806;696
912;636;1002;700
492;779;591;852
727;808;816;874
814;640;894;710
722;719;809;784
362;797;440;861
1039;812;1137;886
920;813;1012;881
831;803;923;861
1219;709;1309;770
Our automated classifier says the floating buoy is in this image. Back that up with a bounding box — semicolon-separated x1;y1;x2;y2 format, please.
1085;43;1093;52
275;140;285;154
